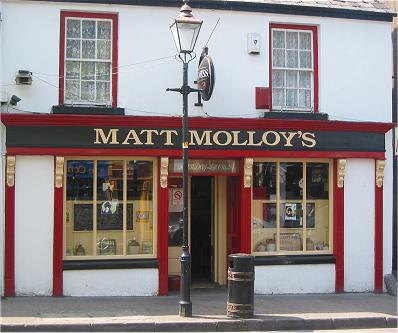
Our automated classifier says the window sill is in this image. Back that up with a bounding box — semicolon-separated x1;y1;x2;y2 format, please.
52;105;125;115
263;111;328;121
63;258;158;270
254;254;335;266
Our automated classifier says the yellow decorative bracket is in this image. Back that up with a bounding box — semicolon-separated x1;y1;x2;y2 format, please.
160;157;169;188
55;157;65;188
375;160;385;188
337;159;346;188
6;156;16;187
244;158;253;188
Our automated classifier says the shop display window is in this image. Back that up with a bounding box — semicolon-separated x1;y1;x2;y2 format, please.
252;160;331;255
64;158;155;259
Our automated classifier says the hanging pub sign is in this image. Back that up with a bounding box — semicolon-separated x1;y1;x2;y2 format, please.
197;47;215;101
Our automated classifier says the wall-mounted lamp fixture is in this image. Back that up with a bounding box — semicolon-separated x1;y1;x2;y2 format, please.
15;70;32;85
10;95;21;106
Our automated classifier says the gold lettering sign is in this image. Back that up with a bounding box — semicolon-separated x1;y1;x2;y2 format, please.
170;159;239;174
93;128;318;148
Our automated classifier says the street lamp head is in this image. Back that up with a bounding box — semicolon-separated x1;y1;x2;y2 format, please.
170;0;203;54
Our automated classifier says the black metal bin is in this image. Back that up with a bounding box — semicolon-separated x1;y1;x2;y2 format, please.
227;253;254;318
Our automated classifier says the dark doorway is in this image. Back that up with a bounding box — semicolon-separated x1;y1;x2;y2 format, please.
191;176;213;285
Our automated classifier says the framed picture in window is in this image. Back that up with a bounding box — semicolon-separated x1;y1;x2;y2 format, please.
279;233;301;251
263;203;276;228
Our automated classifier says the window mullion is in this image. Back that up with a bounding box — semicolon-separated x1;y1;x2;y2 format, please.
93;159;98;257
123;160;127;256
303;161;307;252
276;161;280;252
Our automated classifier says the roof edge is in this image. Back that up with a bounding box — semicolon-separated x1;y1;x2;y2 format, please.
17;0;396;22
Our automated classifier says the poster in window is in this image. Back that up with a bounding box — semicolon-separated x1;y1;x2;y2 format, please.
263;203;276;228
280;203;302;228
306;203;315;228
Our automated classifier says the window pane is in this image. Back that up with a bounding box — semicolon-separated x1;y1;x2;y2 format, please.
300;51;312;69
81;62;95;80
98;21;111;40
272;70;284;88
97;40;111;60
253;203;277;253
82;40;96;59
306;201;329;251
286;89;298;107
82;20;96;39
273;30;285;48
306;163;329;199
299;71;311;88
280;162;303;200
96;160;124;256
65;80;80;101
127;160;154;255
299;89;311;108
66;61;80;80
81;81;95;101
273;49;285;67
253;162;277;200
66;39;80;59
299;32;311;50
286;71;298;88
96;62;111;81
272;88;285;107
168;178;183;247
96;82;111;102
65;160;94;257
286;50;298;68
286;31;298;49
67;19;80;38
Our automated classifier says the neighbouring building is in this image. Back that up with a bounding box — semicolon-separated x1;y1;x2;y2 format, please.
0;0;396;296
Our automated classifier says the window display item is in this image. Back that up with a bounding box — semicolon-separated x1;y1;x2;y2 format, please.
128;239;140;254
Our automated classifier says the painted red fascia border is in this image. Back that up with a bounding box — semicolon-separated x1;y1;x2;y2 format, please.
374;162;383;293
4;148;386;160
157;157;168;296
4;166;15;297
1;114;394;134
333;159;344;293
269;23;319;113
59;11;118;107
53;158;64;297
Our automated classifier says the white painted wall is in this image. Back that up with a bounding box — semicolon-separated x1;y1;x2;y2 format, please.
63;269;158;296
254;264;335;294
344;159;375;292
0;1;392;122
15;156;54;295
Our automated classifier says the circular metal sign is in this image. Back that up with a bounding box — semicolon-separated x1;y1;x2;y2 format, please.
197;55;215;101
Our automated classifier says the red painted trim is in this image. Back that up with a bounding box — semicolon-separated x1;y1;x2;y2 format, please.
157;158;168;295
1;114;394;134
239;159;252;253
333;159;344;293
4;159;15;296
269;23;319;112
269;25;272;111
374;161;384;293
53;158;64;296
59;11;118;107
4;147;386;160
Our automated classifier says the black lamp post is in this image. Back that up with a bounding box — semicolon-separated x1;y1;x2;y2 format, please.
168;0;202;317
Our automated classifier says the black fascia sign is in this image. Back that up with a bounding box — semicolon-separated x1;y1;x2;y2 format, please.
197;49;215;101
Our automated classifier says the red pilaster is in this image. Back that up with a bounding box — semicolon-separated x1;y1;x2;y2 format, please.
4;156;16;296
333;159;345;293
53;158;64;296
240;159;252;253
374;161;384;293
157;158;169;296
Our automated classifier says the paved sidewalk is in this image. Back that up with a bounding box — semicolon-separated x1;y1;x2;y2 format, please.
1;289;397;331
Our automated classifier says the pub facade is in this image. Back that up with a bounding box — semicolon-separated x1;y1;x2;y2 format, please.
0;0;396;296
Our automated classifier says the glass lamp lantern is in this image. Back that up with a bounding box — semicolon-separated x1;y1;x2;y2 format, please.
170;1;203;54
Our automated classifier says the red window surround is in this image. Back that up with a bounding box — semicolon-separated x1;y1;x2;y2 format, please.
59;11;118;107
269;23;319;112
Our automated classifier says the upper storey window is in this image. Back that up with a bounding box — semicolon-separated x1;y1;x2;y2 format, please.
60;12;118;107
270;24;318;112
